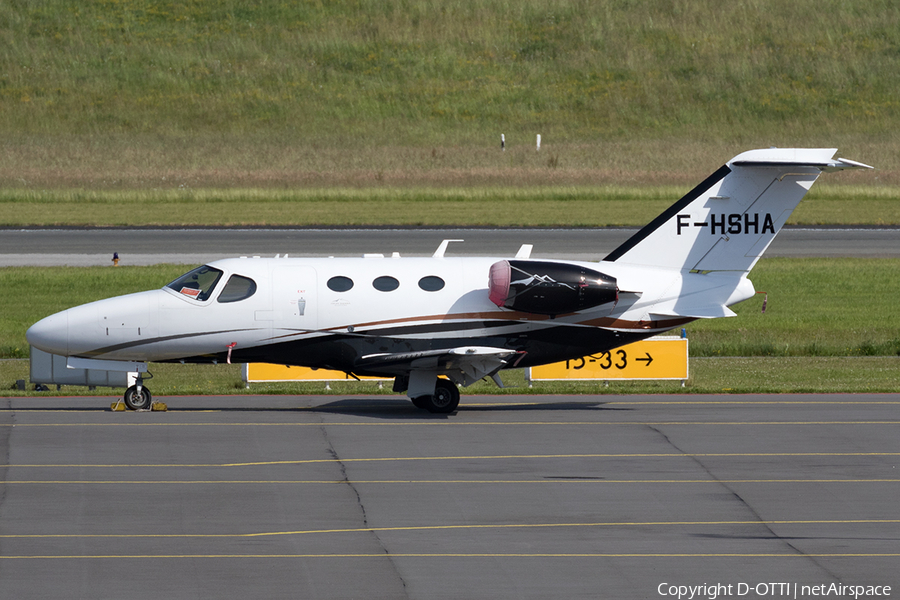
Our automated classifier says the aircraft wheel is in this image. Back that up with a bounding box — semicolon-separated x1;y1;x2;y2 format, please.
426;379;460;414
411;396;430;409
124;385;152;411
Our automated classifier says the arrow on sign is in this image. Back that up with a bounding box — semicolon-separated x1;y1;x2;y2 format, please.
635;353;653;366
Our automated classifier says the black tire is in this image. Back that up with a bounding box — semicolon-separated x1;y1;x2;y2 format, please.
426;379;460;414
124;385;152;411
411;395;430;409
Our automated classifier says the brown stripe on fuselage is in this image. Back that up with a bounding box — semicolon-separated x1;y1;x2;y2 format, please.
276;310;699;338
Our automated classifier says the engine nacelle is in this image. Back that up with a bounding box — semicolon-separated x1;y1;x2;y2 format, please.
488;260;618;316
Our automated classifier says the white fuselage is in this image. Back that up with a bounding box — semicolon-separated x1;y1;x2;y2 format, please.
27;254;753;373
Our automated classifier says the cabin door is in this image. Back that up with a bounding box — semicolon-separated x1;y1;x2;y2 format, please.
273;266;318;332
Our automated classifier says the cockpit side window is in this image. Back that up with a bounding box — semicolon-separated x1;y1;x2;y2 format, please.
217;275;257;303
166;265;224;302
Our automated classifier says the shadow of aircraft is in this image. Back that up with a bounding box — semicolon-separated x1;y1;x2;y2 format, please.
2;395;634;418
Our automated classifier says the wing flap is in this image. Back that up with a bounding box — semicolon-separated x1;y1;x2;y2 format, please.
358;346;519;386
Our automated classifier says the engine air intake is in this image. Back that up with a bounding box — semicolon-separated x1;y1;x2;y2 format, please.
488;260;618;316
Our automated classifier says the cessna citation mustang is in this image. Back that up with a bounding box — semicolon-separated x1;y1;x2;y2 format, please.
27;148;871;413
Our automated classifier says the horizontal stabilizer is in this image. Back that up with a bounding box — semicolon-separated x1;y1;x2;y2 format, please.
650;305;736;319
731;151;874;172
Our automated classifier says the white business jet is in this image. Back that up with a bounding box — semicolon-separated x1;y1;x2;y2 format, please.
27;148;871;412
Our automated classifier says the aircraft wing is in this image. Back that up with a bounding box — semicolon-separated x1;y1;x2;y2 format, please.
357;346;521;386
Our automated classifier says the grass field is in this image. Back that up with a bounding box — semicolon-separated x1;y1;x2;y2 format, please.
0;183;896;227
3;356;899;398
6;1;898;136
2;0;898;192
5;1;899;141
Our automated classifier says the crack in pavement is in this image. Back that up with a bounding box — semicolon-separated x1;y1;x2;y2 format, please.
0;400;14;576
321;425;411;599
648;424;845;584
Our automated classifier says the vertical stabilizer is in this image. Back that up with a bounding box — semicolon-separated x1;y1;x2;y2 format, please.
604;148;872;274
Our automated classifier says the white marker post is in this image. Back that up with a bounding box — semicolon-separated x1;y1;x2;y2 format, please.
536;134;541;151
501;133;505;151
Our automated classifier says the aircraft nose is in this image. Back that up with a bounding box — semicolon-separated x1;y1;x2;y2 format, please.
26;311;69;355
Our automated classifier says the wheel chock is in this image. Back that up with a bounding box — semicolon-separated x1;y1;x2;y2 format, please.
109;401;166;412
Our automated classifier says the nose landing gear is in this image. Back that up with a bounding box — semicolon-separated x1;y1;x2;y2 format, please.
119;373;163;411
123;383;153;411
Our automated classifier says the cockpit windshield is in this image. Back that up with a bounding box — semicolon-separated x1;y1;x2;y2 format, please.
166;265;223;301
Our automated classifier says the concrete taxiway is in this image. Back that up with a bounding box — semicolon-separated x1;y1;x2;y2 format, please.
1;393;898;599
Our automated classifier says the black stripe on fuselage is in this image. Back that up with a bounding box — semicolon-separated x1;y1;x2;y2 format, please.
603;164;732;262
75;328;262;358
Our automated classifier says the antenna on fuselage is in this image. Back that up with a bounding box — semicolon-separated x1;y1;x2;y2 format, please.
433;239;464;258
515;244;533;259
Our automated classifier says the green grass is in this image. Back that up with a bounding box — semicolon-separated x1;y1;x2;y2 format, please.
687;258;900;357
2;356;899;397
0;186;679;227
0;184;897;227
1;0;899;191
3;0;898;141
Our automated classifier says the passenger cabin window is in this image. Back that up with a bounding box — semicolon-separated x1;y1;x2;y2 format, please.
166;265;223;301
418;276;445;291
327;276;354;292
217;275;257;303
373;276;399;292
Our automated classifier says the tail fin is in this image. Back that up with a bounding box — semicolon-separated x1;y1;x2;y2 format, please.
604;148;872;273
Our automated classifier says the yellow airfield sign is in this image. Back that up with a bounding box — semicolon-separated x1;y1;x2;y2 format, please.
244;363;390;383
528;336;688;381
245;336;687;384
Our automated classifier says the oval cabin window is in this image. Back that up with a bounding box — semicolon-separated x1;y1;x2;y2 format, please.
327;276;354;292
372;276;400;292
418;276;445;291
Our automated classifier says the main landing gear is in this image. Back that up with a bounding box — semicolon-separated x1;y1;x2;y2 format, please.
411;378;460;414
